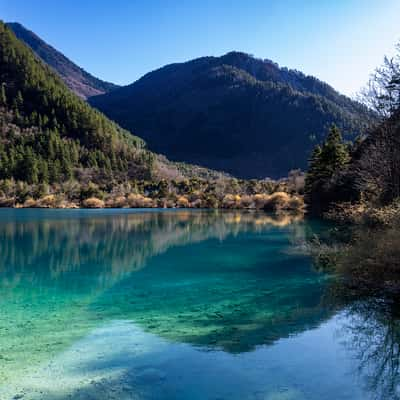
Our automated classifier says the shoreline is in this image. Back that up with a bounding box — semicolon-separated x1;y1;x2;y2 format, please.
0;192;305;212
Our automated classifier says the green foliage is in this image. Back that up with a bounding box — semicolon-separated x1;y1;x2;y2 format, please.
7;22;119;99
79;182;105;201
316;126;350;175
0;21;309;208
0;21;152;185
306;43;400;218
0;83;6;105
305;125;350;214
90;51;374;178
304;145;322;194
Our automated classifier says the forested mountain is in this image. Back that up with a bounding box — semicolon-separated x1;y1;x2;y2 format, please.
4;23;374;179
0;21;266;209
0;21;155;185
90;51;374;178
7;22;118;99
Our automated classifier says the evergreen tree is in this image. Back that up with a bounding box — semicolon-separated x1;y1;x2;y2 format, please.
0;83;6;106
305;125;350;213
16;148;38;184
49;160;61;183
38;159;49;183
0;21;149;186
304;145;322;195
15;90;23;109
318;125;350;176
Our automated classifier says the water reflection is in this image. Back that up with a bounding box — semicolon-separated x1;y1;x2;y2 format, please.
2;210;400;399
0;210;329;388
315;225;400;400
338;300;400;400
0;210;304;285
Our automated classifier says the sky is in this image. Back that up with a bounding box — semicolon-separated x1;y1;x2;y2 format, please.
1;0;399;97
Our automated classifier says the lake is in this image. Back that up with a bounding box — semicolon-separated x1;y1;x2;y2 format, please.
0;209;396;399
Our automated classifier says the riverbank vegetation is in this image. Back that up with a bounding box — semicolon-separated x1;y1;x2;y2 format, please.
306;219;400;400
303;43;400;376
305;41;400;226
0;22;306;212
0;176;305;210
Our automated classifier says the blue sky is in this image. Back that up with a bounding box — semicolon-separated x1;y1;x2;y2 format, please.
1;0;399;96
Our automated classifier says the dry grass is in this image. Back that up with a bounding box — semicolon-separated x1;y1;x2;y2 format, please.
36;194;58;208
82;197;105;208
126;193;153;208
325;200;400;227
176;196;190;208
286;195;305;211
23;197;37;208
263;192;290;211
106;195;127;208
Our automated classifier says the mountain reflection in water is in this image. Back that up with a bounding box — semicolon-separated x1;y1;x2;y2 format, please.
1;209;398;400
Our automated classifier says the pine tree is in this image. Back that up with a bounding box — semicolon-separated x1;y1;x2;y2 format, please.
16;148;39;184
15;90;23;109
305;125;350;213
0;21;152;187
38;159;49;183
318;125;350;176
49;159;61;183
0;84;6;106
304;145;322;196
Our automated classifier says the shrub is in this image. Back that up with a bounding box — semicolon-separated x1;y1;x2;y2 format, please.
325;199;400;227
58;200;79;209
23;197;37;208
222;194;241;208
253;193;270;209
155;198;168;208
37;194;57;208
82;197;105;208
127;193;153;208
286;195;305;211
62;181;81;201
263;192;290;212
0;197;15;207
203;195;219;208
188;190;202;203
240;195;253;208
0;179;16;198
34;183;49;199
165;199;176;208
191;198;203;208
106;195;127;208
80;183;104;201
177;196;190;208
127;193;142;207
15;181;31;204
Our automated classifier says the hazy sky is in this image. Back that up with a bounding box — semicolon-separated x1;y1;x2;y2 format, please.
1;0;399;96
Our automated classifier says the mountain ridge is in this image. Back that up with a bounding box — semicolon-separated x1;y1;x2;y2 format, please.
6;22;119;99
90;51;374;178
0;21;232;194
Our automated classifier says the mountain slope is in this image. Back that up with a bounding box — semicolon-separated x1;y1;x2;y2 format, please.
7;22;118;99
0;21;153;184
90;52;374;178
0;21;230;191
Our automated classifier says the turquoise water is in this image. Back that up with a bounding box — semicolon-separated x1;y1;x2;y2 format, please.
0;209;393;399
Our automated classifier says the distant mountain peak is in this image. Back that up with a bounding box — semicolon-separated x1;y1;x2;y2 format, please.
6;22;118;99
90;52;374;178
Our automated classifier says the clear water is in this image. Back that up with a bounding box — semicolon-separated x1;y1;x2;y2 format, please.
0;209;393;399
